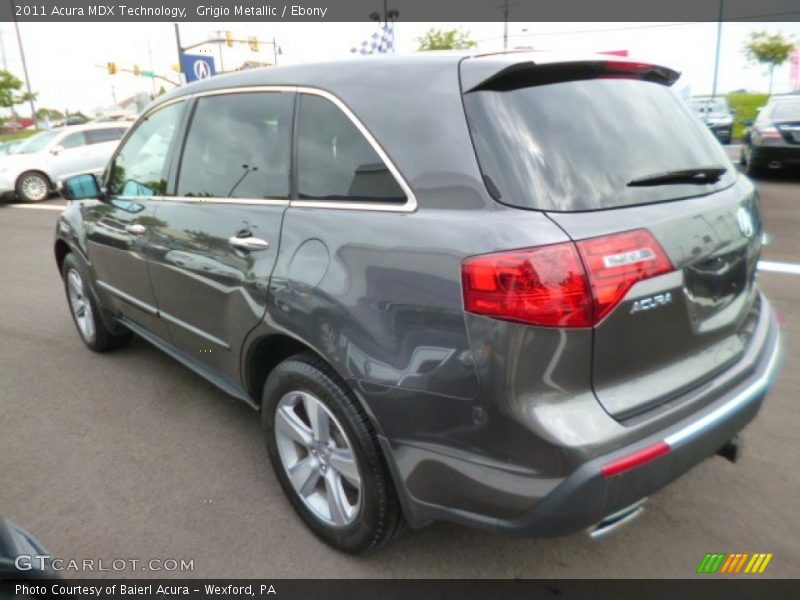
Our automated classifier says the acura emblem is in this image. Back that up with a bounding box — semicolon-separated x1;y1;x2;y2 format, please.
737;207;755;239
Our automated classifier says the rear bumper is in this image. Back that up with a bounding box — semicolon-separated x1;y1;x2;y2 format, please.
501;316;780;536
708;123;732;140
750;145;800;167
385;296;781;536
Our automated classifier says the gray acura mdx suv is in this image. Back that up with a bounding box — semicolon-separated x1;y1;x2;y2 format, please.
55;52;781;553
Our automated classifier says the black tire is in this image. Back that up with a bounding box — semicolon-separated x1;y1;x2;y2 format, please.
16;171;51;203
262;353;405;553
61;253;132;352
742;146;763;178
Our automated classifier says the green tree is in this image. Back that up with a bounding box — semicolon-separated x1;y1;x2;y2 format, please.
0;69;36;113
417;28;477;51
744;31;796;94
35;107;64;120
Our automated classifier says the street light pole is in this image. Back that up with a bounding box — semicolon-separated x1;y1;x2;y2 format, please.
11;9;36;120
711;0;724;99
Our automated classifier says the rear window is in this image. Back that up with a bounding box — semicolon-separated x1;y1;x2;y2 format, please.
772;101;800;120
463;77;735;212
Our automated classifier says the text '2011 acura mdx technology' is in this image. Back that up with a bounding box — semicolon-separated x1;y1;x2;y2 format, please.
55;52;782;553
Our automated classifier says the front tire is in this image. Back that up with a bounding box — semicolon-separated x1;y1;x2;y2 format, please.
16;171;50;203
262;353;405;553
61;253;132;352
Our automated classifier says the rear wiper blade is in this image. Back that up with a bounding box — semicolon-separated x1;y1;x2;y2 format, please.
627;165;727;187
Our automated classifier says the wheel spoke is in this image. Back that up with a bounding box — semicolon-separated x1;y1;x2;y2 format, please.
303;394;330;443
329;448;360;488
324;469;350;526
67;272;82;298
275;405;313;447
288;456;320;497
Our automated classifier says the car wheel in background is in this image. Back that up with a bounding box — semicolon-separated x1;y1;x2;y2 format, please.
16;171;51;202
743;148;763;178
61;253;132;352
262;353;405;553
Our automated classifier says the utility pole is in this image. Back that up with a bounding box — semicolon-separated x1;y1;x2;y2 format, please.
0;29;7;70
146;40;157;96
173;23;183;78
11;9;36;120
711;0;724;99
497;0;517;51
214;30;226;72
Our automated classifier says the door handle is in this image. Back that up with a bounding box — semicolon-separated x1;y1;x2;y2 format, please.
125;224;147;235
229;235;270;251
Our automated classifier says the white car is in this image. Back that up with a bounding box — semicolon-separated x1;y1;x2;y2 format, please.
0;123;129;202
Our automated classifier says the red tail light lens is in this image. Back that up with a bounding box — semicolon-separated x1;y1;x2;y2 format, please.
462;242;593;327
756;126;782;140
577;230;673;323
462;229;673;328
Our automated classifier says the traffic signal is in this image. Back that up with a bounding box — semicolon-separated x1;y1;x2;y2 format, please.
133;65;140;76
225;31;233;47
107;62;117;75
249;36;259;52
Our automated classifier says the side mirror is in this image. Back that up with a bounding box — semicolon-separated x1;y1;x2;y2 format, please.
62;173;103;200
50;145;64;155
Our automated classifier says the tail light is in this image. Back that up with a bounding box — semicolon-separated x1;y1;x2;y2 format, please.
576;230;673;323
756;126;782;140
462;229;672;328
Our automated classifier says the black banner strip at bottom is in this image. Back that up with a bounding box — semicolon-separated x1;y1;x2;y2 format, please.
2;579;800;600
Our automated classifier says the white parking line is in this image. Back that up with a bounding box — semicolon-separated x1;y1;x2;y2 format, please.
8;204;66;211
759;260;800;276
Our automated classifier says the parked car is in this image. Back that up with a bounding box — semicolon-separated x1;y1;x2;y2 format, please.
0;139;24;156
692;97;735;144
0;123;129;202
740;95;800;176
55;53;781;553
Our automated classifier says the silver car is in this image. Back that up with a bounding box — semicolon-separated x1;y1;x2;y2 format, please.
0;123;129;202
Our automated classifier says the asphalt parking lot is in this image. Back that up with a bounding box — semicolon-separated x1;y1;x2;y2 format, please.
1;152;799;578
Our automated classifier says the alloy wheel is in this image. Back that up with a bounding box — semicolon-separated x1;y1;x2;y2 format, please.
274;391;362;527
66;268;95;342
21;174;48;202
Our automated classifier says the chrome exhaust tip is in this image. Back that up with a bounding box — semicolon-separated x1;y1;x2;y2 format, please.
588;499;647;539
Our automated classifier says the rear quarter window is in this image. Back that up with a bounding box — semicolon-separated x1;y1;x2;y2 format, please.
463;77;736;212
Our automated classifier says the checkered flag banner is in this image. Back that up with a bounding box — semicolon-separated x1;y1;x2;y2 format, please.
351;21;395;55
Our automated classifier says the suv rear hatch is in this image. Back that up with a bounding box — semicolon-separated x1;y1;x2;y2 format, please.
461;56;763;419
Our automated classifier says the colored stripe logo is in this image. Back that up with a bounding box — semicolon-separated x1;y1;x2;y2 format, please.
697;553;773;574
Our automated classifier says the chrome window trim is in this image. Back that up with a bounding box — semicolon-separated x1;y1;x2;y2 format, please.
113;195;290;206
133;85;417;213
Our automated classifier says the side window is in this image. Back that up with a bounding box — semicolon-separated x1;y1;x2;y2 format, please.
61;132;87;149
297;94;406;202
85;128;126;145
109;102;184;197
177;92;293;199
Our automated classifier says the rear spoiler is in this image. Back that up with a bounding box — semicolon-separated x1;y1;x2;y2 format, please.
461;59;680;93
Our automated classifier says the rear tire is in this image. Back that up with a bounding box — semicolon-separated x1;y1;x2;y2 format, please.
743;147;763;178
262;353;405;553
61;253;132;352
16;171;51;203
